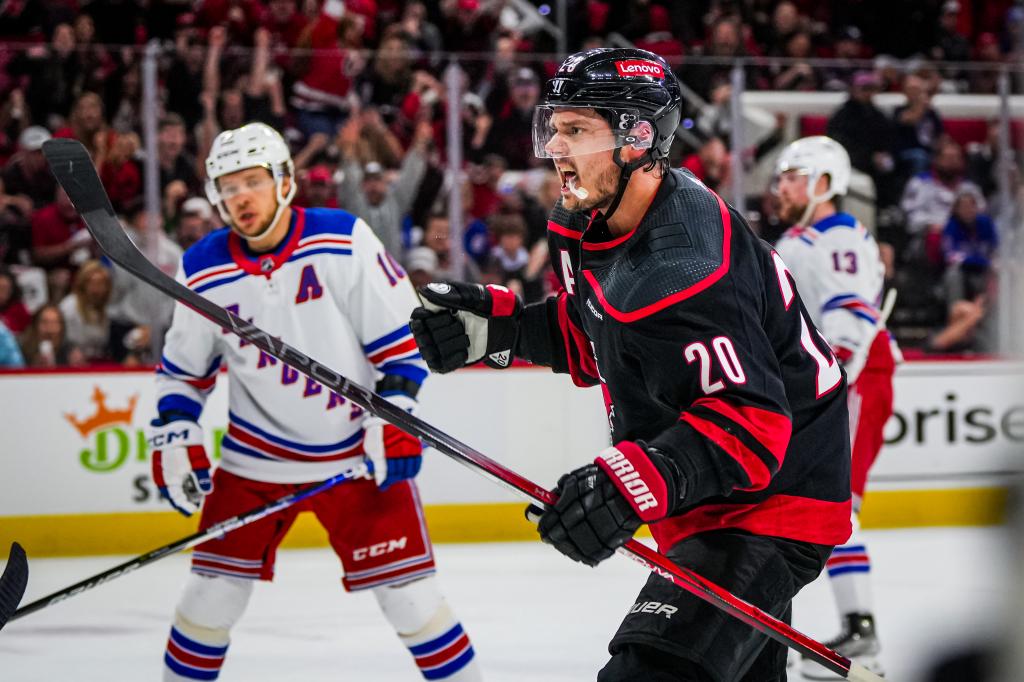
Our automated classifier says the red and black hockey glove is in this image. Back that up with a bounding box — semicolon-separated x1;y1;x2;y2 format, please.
531;442;684;567
410;282;522;373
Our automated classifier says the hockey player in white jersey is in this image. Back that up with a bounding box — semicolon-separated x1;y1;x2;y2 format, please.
773;136;898;679
148;122;481;681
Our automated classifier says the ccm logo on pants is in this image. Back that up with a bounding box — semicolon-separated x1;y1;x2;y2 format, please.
352;537;408;561
629;601;678;619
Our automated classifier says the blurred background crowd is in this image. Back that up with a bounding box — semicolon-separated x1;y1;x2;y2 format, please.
1;0;1023;369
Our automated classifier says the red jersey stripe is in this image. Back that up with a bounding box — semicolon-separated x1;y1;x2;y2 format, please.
691;397;792;463
681;412;773;491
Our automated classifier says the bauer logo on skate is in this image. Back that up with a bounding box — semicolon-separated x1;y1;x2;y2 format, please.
613;60;665;78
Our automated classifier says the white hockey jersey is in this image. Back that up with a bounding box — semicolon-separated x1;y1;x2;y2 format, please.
774;212;895;384
155;206;427;484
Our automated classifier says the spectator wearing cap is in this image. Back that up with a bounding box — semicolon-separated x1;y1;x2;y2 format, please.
176;197;215;251
822;26;866;91
969;33;1003;94
483;67;542;170
337;117;433;258
296;165;340;209
2;126;56;209
827;71;898;203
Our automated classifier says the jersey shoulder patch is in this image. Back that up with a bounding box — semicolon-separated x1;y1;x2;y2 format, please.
589;171;732;323
182;227;232;279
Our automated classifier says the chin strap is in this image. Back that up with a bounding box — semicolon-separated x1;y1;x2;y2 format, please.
600;148;653;225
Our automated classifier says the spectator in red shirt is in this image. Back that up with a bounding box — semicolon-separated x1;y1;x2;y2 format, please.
53;91;114;170
680;136;730;193
0;267;31;334
100;132;142;214
30;186;91;302
291;1;364;139
295;165;340;209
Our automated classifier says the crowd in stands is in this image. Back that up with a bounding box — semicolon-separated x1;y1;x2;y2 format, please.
1;0;1022;368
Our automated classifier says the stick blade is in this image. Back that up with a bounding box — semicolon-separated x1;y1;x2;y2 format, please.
0;542;28;631
42;138;115;216
42;138;148;275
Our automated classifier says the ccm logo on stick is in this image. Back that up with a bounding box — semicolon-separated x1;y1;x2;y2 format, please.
352;537;408;561
614;60;665;78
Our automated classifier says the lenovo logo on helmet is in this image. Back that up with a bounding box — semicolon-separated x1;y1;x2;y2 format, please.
614;60;664;79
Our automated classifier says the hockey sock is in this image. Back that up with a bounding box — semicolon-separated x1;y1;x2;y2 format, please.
374;577;481;681
164;574;253;681
164;621;230;681
825;514;875;618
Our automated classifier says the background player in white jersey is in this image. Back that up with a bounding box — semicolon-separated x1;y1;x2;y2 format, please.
148;122;481;681
773;136;899;679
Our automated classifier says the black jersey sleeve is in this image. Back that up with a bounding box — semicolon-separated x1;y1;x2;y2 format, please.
624;280;795;506
516;292;602;387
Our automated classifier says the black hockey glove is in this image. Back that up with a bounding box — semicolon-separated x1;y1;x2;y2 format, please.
410;282;522;373
530;442;684;567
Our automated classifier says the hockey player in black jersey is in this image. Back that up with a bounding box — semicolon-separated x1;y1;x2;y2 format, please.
410;48;853;681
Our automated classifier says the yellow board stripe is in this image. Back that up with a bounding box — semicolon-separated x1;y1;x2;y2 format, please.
0;488;1007;559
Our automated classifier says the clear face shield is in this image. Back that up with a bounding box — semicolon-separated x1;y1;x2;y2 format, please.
532;105;653;160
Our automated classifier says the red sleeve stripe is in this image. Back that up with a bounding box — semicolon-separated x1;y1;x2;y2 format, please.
680;412;774;491
692;397;792;464
555;293;600;387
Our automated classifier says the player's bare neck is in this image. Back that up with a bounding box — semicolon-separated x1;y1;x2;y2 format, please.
810;201;837;225
607;171;662;236
247;207;293;253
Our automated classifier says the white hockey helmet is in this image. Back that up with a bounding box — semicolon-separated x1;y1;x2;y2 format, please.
774;135;851;224
205;122;297;241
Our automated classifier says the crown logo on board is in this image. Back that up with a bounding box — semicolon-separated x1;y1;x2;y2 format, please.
64;386;139;437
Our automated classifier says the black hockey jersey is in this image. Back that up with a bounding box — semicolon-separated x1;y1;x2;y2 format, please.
517;168;852;550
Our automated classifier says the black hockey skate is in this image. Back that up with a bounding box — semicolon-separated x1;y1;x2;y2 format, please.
801;613;884;680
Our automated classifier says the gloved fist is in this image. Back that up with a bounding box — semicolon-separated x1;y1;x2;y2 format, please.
530;442;682;566
409;281;522;373
147;420;213;516
363;396;423;490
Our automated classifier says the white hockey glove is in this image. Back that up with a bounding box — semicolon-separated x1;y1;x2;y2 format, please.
147;420;213;516
362;395;422;490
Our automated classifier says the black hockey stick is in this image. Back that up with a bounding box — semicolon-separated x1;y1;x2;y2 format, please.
43;138;880;681
0;543;28;631
10;461;367;622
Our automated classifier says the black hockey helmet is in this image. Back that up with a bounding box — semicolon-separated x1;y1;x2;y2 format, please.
533;48;681;161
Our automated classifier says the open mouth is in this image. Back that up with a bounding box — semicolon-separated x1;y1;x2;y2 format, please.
558;168;577;193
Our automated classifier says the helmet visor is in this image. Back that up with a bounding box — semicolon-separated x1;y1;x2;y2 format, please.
532;105;653;159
